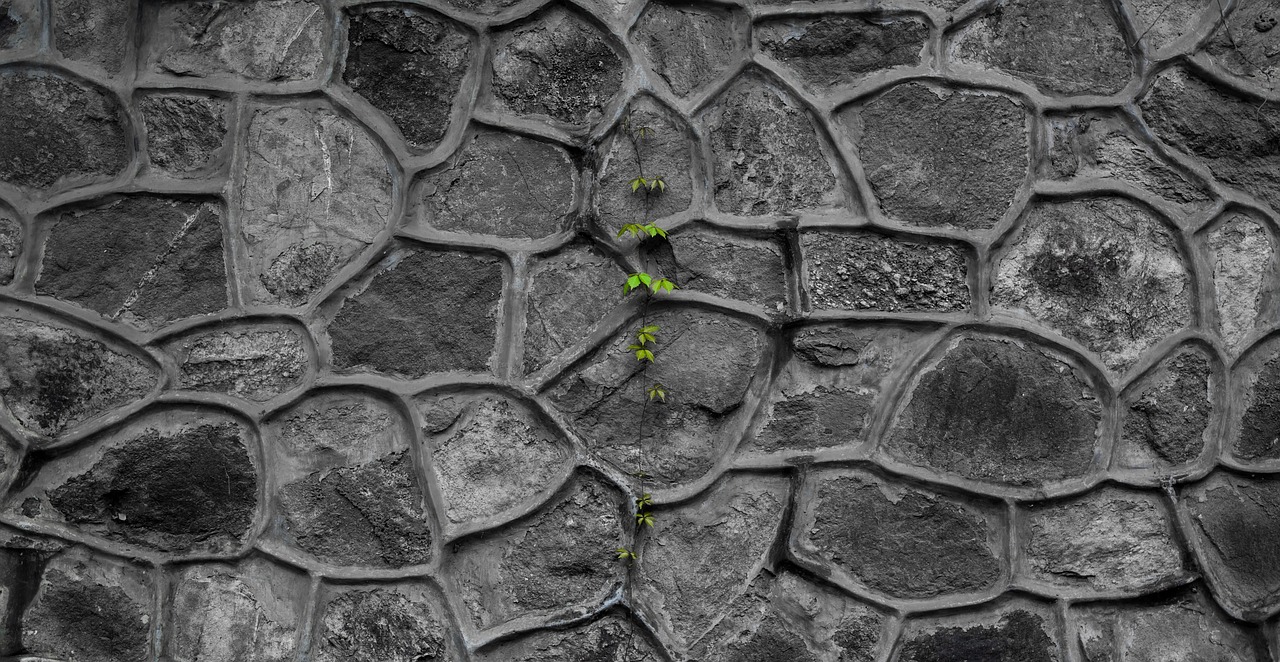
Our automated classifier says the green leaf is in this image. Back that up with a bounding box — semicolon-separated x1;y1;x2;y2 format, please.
637;332;656;344
637;272;653;287
649;224;668;238
630;177;646;193
635;349;655;362
654;178;666;193
636;512;656;528
641;325;660;334
647;384;666;401
636;493;653;508
616;547;636;560
626;343;645;352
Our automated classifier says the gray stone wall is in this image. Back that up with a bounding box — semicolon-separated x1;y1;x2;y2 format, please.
0;0;1277;659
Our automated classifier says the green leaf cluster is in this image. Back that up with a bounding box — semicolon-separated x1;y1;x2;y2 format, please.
629;176;666;194
617;222;668;240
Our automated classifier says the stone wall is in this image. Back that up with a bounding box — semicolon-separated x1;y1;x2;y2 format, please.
0;0;1278;659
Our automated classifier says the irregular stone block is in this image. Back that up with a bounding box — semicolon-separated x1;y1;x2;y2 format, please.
1129;0;1217;58
0;527;66;656
884;334;1102;489
992;197;1191;371
1118;345;1216;470
0;315;157;437
756;14;927;91
10;407;258;554
842;82;1029;231
952;0;1133;96
706;75;841;216
0;434;17;495
1209;213;1275;351
448;473;626;629
474;615;662;661
170;558;309;662
0;68;129;190
328;249;503;378
238;105;393;307
491;7;625;126
1070;589;1266;661
0;208;19;285
547;309;765;487
635;474;790;650
795;468;1004;600
1228;338;1280;462
20;549;153;662
53;0;130;73
343;6;472;152
651;227;788;309
802;230;969;312
146;0;326;82
416;391;572;529
596;96;693;231
415;128;576;239
1181;472;1280;620
38;195;228;329
140;93;229;178
899;604;1061;662
165;322;309;402
523;243;621;373
1205;0;1280;90
0;0;40;51
315;584;462;662
440;0;526;14
633;2;738;97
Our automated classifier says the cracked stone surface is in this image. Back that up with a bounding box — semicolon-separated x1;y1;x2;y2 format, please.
1209;213;1275;351
165;323;309;402
802;230;969;312
633;2;738;98
140;93;230;178
145;0;326;82
756;14;927;92
170;557;309;662
596;96;693;231
314;584;462;662
1117;344;1217;471
522;242;621;373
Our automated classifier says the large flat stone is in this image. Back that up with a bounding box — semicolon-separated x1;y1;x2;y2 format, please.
1181;472;1280;620
146;0;326;81
20;550;153;662
1118;345;1215;470
756;14;927;91
140;93;229;178
633;2;738;98
170;558;309;662
165;322;309;402
522;243;621;373
802;230;969;311
653;227;788;309
1209;213;1275;352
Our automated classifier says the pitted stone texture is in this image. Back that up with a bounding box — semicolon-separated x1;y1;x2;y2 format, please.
843;82;1028;231
165;323;309;402
1209;214;1275;351
1129;0;1216;58
0;209;19;285
597;97;693;231
343;6;471;152
416;129;575;239
449;474;626;629
633;2;738;98
900;605;1060;662
1118;345;1216;470
170;558;309;662
0;316;156;437
328;249;503;378
885;335;1102;489
993;197;1191;371
747;324;936;454
440;0;527;14
523;243;620;373
689;568;886;662
1142;66;1280;210
0;0;40;50
755;14;927;92
802;230;969;312
547;309;764;487
1228;338;1280;462
146;0;325;81
1021;487;1184;594
1070;590;1266;661
475;615;662;661
635;474;788;651
491;7;625;126
13;409;258;554
417;391;571;529
1045;112;1212;213
796;468;1003;600
239;105;393;307
39;195;228;330
140;93;229;178
1181;472;1280;620
0;435;18;495
53;0;129;73
0;69;129;191
650;227;788;309
952;0;1133;96
706;75;842;216
315;585;461;662
20;550;153;662
1205;0;1280;90
0;528;66;656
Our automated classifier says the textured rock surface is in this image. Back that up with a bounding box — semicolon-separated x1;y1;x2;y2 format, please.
634;2;737;98
314;585;461;662
146;0;326;81
1229;338;1280;462
757;14;926;92
1071;589;1266;661
475;615;662;661
53;0;130;73
19;550;153;662
596;96;692;230
653;226;787;309
170;558;308;662
0;0;40;51
1204;0;1280;89
522;243;620;373
166;323;309;402
1209;213;1274;351
802;230;969;311
1128;0;1215;58
1181;473;1280;619
0;209;20;285
140;93;229;178
1118;345;1216;471
899;605;1059;662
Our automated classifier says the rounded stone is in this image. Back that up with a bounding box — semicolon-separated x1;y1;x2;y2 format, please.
633;1;738;98
1118;344;1216;471
1181;472;1280;620
756;14;928;92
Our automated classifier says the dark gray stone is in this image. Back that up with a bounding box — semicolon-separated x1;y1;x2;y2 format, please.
1119;345;1214;469
20;551;153;662
756;14;928;91
170;558;309;662
166;323;309;402
900;608;1059;662
1071;590;1266;661
147;0;326;81
474;615;662;661
596;96;693;231
633;2;738;97
523;243;621;374
140;93;229;177
0;0;40;51
54;0;130;73
1231;340;1280;462
0;209;19;286
802;230;969;311
652;227;788;309
315;585;460;662
1181;472;1280;620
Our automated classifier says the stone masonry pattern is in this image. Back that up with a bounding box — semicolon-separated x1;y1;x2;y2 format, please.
1;0;1280;659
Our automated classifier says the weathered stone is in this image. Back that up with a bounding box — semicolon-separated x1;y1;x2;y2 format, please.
416;129;576;239
147;0;325;81
491;7;625;126
1142;66;1280;210
1181;472;1280;619
1021;487;1184;593
1228;339;1280;462
1205;0;1280;90
0;434;17;495
842;82;1028;231
1129;0;1216;58
1070;589;1266;661
343;6;472;152
707;75;842;216
449;473;626;629
636;474;789;650
547;309;764;487
238;105;393;307
0;0;40;50
952;0;1133;96
885;335;1102;488
746;324;936;453
993;197;1191;371
14;408;258;554
0;315;156;437
0;527;66;656
523;243;621;373
0;68;129;190
328;249;503;377
1209;214;1274;351
755;14;928;91
802;230;969;311
0;209;19;285
38;195;228;329
900;606;1059;662
266;390;408;467
633;2;738;97
596;96;692;231
140;93;229;177
170;558;309;662
166;323;309;402
53;0;130;73
796;468;1003;600
1118;345;1215;470
315;585;461;662
650;227;788;309
439;0;526;14
20;550;153;662
475;615;662;661
416;392;571;528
